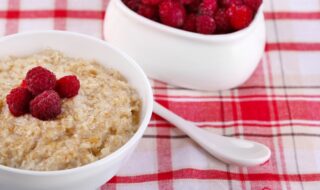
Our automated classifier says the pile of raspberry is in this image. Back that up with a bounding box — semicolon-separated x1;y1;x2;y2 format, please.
123;0;262;34
6;66;80;121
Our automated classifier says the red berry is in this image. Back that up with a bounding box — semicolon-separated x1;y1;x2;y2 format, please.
138;4;158;20
243;0;262;12
219;0;243;7
227;4;253;30
214;9;231;33
186;0;201;13
124;0;141;11
30;90;61;121
159;0;186;28
122;0;257;35
196;15;216;34
6;87;33;117
198;0;218;16
20;79;28;88
55;75;80;98
183;14;197;32
180;0;195;5
26;66;56;96
142;0;162;5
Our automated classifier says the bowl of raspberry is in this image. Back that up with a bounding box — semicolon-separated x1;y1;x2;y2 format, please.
104;0;265;91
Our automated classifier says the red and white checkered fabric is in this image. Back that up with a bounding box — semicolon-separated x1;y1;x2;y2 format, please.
1;0;320;189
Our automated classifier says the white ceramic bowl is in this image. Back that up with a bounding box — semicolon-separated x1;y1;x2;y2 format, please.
104;0;266;91
0;31;153;190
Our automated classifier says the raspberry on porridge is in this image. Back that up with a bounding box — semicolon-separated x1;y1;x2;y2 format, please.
0;50;141;171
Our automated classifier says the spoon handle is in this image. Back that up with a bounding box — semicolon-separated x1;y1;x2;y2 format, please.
153;101;271;166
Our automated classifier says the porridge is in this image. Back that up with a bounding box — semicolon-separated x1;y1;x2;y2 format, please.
0;50;141;171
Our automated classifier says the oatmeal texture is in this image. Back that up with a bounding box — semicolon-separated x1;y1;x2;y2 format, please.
0;50;141;171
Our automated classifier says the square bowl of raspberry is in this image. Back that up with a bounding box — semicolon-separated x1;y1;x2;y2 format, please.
104;0;265;91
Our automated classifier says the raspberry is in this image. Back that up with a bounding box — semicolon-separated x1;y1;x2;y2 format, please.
196;15;216;34
159;0;186;28
142;0;162;5
243;0;262;12
55;75;80;98
122;0;258;34
183;13;197;32
214;8;231;33
6;87;33;116
138;4;158;20
180;0;195;5
30;90;61;121
198;0;218;16
219;0;243;7
26;66;56;96
186;0;201;13
227;4;253;30
124;0;141;11
20;79;28;88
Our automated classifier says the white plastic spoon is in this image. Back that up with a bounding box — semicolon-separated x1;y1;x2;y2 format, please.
153;101;271;167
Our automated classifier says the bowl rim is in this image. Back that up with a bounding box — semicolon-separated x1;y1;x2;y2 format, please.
112;0;264;42
0;30;154;176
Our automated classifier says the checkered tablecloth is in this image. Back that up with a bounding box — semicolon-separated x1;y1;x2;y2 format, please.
1;0;320;189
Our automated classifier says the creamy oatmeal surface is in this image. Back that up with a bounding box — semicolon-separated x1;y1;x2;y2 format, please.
0;50;141;171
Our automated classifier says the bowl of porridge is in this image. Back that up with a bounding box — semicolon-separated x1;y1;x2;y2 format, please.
0;31;153;190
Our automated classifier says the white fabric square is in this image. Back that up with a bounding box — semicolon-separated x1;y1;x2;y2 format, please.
282;52;320;86
0;0;8;10
0;19;7;36
276;20;320;43
20;0;55;10
171;138;227;171
18;18;53;32
117;138;158;175
294;136;320;173
115;182;159;190
68;0;102;10
267;52;286;86
302;181;320;190
280;135;300;174
265;20;278;43
273;0;320;12
174;179;229;190
66;18;102;38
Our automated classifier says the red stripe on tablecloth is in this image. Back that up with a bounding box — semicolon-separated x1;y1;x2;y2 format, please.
219;93;233;189
154;82;174;190
230;91;248;189
266;49;290;190
148;121;320;128
1;10;105;19
153;85;320;90
154;100;320;122
1;10;320;20
240;58;282;189
108;169;320;183
54;0;67;30
264;12;320;20
143;132;320;139
266;43;320;51
155;94;320;100
5;0;20;35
